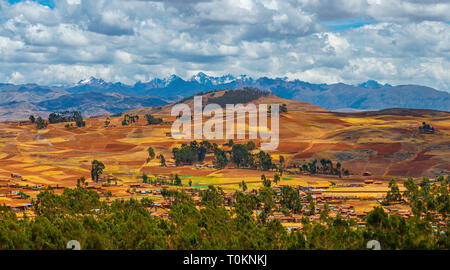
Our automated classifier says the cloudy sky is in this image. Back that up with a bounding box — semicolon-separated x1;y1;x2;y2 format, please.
0;0;449;91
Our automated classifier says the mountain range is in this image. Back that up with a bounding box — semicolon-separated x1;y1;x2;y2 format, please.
0;72;448;121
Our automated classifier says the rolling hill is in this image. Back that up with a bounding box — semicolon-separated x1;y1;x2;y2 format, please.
0;89;448;190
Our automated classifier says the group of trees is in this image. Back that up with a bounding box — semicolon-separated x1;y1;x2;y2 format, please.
169;139;278;172
402;176;449;218
142;173;183;186
91;160;105;182
172;141;209;166
213;147;228;169
385;178;402;203
419;122;435;134
168;140;286;173
268;104;288;113
30;114;47;129
48;111;85;127
122;114;139;126
146;147;155;163
30;111;85;129
157;154;166;167
228;141;275;171
298;159;349;177
34;116;48;129
1;174;447;250
145;114;163;125
213;140;273;170
206;88;270;108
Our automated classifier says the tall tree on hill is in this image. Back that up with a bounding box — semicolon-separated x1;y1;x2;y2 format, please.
74;111;86;127
258;151;272;171
29;115;35;123
213;148;228;169
336;162;342;178
158;154;166;167
386;178;402;203
91;160;105;182
231;144;251;168
147;147;155;163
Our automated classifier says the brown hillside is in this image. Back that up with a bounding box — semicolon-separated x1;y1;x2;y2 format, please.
0;90;448;192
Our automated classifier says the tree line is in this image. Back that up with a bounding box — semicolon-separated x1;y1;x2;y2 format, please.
30;111;85;130
0;175;447;250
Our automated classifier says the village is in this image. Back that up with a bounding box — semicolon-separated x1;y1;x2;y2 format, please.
1;166;431;233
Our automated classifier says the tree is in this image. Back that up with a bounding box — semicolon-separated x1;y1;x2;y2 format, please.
279;155;285;176
158;154;166;167
73;111;85;127
231;144;251;168
280;185;302;214
279;155;285;166
145;114;163;125
274;173;280;185
213;148;228;169
172;144;198;165
386;178;402;203
336;162;342;178
35;117;48;129
147;147;155;162
246;141;256;151
240;180;248;192
257;151;272;171
174;174;182;186
262;174;271;188
29;115;35;123
142;174;149;184
76;176;86;188
91;160;105;182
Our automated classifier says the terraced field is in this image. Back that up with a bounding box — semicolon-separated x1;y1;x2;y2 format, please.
0;91;449;210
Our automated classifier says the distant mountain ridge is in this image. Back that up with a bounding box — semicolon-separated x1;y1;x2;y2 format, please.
0;73;449;121
61;73;449;111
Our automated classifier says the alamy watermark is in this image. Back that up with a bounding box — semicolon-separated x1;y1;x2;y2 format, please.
170;96;280;150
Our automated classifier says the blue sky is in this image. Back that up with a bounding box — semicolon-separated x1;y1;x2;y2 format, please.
8;0;54;8
322;18;374;32
0;0;449;92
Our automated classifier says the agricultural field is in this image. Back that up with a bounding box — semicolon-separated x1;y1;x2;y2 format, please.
0;91;449;220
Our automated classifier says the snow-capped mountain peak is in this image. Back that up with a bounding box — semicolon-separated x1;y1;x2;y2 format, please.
190;72;236;85
163;74;182;86
77;77;106;86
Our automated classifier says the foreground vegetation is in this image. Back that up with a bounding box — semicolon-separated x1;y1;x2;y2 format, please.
0;175;447;250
